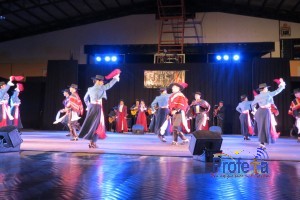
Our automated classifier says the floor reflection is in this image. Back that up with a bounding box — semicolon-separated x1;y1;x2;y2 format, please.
0;151;300;199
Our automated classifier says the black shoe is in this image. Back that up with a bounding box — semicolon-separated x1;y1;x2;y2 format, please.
244;137;250;140
70;137;78;141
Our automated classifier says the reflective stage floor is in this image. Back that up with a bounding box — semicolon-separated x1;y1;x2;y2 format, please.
1;130;300;199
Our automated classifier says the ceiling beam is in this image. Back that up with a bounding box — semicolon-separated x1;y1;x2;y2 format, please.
65;0;83;16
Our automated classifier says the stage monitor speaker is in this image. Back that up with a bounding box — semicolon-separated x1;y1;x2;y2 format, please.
132;124;144;134
0;126;23;153
189;130;223;162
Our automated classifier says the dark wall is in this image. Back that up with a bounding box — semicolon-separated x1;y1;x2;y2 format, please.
75;58;291;135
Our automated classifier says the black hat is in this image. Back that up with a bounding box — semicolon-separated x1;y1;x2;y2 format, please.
194;91;202;96
294;88;300;94
91;75;104;81
62;89;70;93
69;84;78;90
0;81;5;87
158;87;167;92
258;83;270;90
240;94;247;101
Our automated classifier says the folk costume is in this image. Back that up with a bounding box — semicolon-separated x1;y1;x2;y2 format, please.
236;95;254;140
168;82;190;145
115;100;128;133
251;79;285;148
151;88;171;142
67;84;83;141
10;83;24;129
0;80;14;128
135;100;148;132
288;88;300;142
79;71;120;148
188;91;210;131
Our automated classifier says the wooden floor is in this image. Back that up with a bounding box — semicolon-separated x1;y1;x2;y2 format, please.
15;130;300;161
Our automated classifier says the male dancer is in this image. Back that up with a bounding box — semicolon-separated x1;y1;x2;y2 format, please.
0;77;14;127
10;83;24;129
168;82;190;145
188;91;210;131
67;84;83;141
151;88;171;142
236;94;253;140
288;88;300;142
251;78;285;149
79;71;120;148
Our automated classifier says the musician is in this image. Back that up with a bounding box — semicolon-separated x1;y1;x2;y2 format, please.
67;84;84;141
212;105;219;126
10;83;24;129
136;99;148;132
236;95;253;140
108;107;117;132
0;78;14;128
168;82;190;145
251;79;285;149
188;91;210;131
216;101;225;132
130;99;139;127
116;99;128;133
288;88;300;142
150;87;171;142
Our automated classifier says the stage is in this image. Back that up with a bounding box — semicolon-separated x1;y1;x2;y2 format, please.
18;130;300;161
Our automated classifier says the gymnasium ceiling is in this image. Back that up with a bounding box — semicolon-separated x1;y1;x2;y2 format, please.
0;0;300;43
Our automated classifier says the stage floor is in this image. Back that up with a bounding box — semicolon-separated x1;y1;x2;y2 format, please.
18;130;300;161
1;130;300;199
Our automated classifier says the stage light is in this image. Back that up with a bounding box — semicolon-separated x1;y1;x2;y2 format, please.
233;54;240;61
216;55;222;61
111;56;117;62
95;56;101;62
223;55;229;61
104;56;111;62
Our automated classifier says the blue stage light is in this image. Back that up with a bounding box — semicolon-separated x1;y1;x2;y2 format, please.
233;54;240;61
111;56;117;62
104;56;111;62
95;56;101;62
223;55;229;61
216;55;222;61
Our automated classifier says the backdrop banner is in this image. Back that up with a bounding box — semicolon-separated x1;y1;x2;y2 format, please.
144;70;185;88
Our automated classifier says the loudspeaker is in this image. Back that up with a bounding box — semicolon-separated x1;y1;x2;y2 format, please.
0;126;23;153
189;130;223;162
132;124;144;134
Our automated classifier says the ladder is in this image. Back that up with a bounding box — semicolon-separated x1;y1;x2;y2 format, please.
157;0;203;56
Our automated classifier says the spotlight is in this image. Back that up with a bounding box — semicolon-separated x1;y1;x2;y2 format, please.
111;56;117;62
223;55;229;61
95;56;101;62
104;56;111;62
233;54;240;61
216;55;222;61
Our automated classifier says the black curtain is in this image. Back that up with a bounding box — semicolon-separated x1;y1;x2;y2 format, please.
42;60;78;130
76;58;291;135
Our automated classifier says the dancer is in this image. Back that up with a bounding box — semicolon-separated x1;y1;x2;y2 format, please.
79;70;120;148
188;91;210;131
150;87;171;142
168;82;190;145
67;84;83;141
236;94;254;140
288;88;300;142
115;99;128;133
135;99;148;132
53;89;71;133
10;83;24;129
0;77;14;127
251;78;286;149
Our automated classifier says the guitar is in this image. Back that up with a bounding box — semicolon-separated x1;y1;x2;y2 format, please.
108;116;116;123
131;109;138;116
